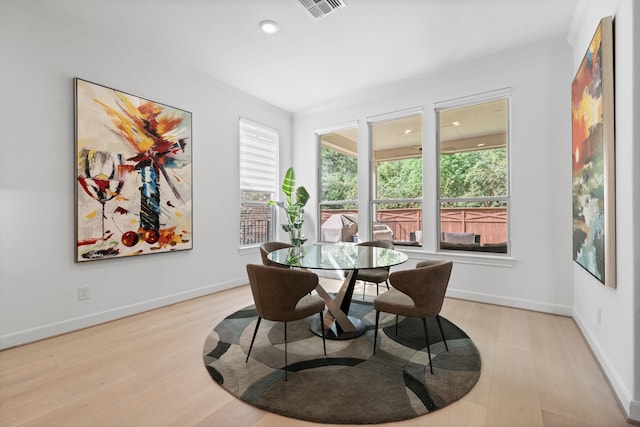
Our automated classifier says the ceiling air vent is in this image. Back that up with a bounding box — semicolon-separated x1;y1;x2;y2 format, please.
298;0;346;20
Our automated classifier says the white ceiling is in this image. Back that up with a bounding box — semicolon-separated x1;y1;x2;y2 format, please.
34;0;580;113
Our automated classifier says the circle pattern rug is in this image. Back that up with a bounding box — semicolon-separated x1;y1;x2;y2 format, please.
202;298;480;424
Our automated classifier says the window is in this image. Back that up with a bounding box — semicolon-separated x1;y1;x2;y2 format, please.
239;118;278;246
318;124;359;242
369;110;423;247
436;91;510;254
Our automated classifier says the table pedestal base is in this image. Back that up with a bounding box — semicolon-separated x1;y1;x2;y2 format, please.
310;316;366;340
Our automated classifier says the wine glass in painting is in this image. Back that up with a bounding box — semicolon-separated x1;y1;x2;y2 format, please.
77;149;125;247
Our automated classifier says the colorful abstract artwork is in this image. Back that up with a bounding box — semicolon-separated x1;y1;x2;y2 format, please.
75;79;192;261
571;17;615;287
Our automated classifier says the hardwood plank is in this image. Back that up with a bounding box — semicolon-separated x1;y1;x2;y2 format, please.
485;344;544;427
557;318;631;426
495;305;532;351
528;311;600;425
424;399;487;427
459;300;501;347
1;361;135;426
193;398;266;427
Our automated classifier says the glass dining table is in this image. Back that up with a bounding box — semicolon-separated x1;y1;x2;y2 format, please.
267;243;408;340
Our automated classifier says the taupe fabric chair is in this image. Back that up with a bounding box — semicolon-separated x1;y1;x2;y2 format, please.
260;241;293;267
373;260;453;374
356;240;395;298
245;264;327;380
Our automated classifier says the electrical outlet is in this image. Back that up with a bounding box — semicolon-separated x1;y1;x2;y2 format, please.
78;286;90;301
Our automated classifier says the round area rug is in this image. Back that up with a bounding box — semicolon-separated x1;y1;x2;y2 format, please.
202;298;480;424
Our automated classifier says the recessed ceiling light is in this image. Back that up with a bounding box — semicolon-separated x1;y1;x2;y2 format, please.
477;143;486;147
452;121;461;126
403;129;412;135
259;20;279;34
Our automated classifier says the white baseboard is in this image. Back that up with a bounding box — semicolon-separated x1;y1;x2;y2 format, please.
314;273;573;316
0;279;246;350
445;288;574;316
631;400;640;424
573;310;638;423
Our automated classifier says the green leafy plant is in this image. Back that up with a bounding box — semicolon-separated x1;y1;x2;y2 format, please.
269;167;310;246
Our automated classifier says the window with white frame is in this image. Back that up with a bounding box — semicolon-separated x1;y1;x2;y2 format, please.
436;90;510;254
239;118;278;246
369;109;423;247
318;124;359;243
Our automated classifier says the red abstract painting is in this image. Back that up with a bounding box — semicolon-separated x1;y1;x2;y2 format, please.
75;79;192;261
571;17;615;286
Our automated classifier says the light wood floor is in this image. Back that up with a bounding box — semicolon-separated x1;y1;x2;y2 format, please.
0;279;633;427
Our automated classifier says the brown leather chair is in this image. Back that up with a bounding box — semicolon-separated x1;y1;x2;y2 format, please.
245;264;327;380
373;260;453;374
260;241;293;267
356;240;395;298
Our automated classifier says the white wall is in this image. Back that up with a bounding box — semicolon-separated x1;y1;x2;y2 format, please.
0;1;292;348
293;39;575;316
568;0;639;421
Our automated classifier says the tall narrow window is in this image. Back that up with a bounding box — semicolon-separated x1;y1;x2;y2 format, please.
318;125;359;242
370;111;423;247
437;92;510;254
239;118;278;246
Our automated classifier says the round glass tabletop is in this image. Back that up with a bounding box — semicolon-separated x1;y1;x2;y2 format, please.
267;243;408;270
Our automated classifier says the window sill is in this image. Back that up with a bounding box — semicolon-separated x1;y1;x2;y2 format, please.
399;247;516;268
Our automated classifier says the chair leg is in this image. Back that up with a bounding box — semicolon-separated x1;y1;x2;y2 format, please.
284;322;288;381
373;310;380;355
422;317;433;374
395;314;399;335
385;279;390;290
319;311;327;355
246;317;262;362
376;282;379;295
436;315;449;352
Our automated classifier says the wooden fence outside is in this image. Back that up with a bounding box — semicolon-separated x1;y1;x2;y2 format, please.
440;208;507;244
321;207;507;244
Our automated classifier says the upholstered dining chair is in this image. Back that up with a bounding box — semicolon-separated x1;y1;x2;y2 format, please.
356;240;395;298
373;260;453;374
245;264;327;380
260;241;293;267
